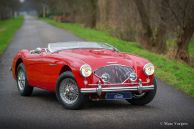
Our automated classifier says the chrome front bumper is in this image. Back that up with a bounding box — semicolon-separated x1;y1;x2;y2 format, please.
81;85;154;92
80;85;155;96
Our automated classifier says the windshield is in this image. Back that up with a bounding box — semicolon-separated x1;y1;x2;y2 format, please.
48;41;117;52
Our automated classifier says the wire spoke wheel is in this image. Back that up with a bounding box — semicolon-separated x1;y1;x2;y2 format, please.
59;78;79;105
17;69;26;91
16;63;33;96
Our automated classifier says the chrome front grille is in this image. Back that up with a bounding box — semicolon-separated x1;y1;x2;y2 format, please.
94;65;136;83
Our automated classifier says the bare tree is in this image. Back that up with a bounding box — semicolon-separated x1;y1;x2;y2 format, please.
133;0;168;53
133;0;153;50
152;0;169;53
165;0;194;63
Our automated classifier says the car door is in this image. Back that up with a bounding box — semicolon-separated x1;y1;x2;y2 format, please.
40;53;62;91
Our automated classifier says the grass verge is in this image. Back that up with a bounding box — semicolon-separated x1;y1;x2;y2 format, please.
189;40;194;55
43;18;194;97
0;16;24;54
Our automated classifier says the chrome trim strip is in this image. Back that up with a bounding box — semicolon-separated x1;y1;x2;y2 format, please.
80;85;154;93
49;63;57;66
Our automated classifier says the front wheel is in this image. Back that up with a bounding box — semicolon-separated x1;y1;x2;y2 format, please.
126;78;157;105
56;72;85;110
16;63;33;96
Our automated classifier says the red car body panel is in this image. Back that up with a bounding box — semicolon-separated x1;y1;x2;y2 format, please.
12;48;154;92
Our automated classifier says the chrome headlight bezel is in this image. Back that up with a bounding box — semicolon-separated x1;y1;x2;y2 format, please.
129;72;137;81
80;64;92;77
143;63;155;76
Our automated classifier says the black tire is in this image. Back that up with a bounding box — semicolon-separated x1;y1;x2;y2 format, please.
16;63;33;96
126;78;157;105
56;71;85;110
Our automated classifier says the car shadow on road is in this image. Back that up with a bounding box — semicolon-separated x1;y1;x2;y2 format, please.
30;89;156;110
31;89;58;102
83;100;156;110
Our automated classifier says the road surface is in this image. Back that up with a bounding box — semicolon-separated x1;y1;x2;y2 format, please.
0;16;194;129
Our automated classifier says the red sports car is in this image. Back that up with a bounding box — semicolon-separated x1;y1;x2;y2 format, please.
11;41;157;109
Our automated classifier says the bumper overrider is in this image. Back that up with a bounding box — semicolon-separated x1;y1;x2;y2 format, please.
80;80;155;96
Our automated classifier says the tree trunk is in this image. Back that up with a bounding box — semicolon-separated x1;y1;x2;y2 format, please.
42;5;46;18
153;25;167;53
152;0;169;53
90;0;97;28
175;26;194;63
133;0;153;49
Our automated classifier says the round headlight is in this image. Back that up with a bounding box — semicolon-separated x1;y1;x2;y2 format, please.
80;64;92;77
143;63;154;76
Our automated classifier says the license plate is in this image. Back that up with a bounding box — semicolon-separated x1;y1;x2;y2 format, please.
105;92;132;100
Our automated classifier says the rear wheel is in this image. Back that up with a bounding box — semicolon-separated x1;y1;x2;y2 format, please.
56;72;85;110
16;63;33;96
126;78;157;105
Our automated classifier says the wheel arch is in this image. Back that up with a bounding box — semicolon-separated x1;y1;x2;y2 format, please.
58;64;84;89
15;58;23;76
59;65;72;75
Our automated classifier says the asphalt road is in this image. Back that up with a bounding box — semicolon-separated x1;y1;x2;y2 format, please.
0;16;194;129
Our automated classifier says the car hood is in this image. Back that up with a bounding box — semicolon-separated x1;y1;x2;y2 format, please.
59;49;149;70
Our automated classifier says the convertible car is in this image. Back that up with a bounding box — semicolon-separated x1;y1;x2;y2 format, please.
11;41;157;109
